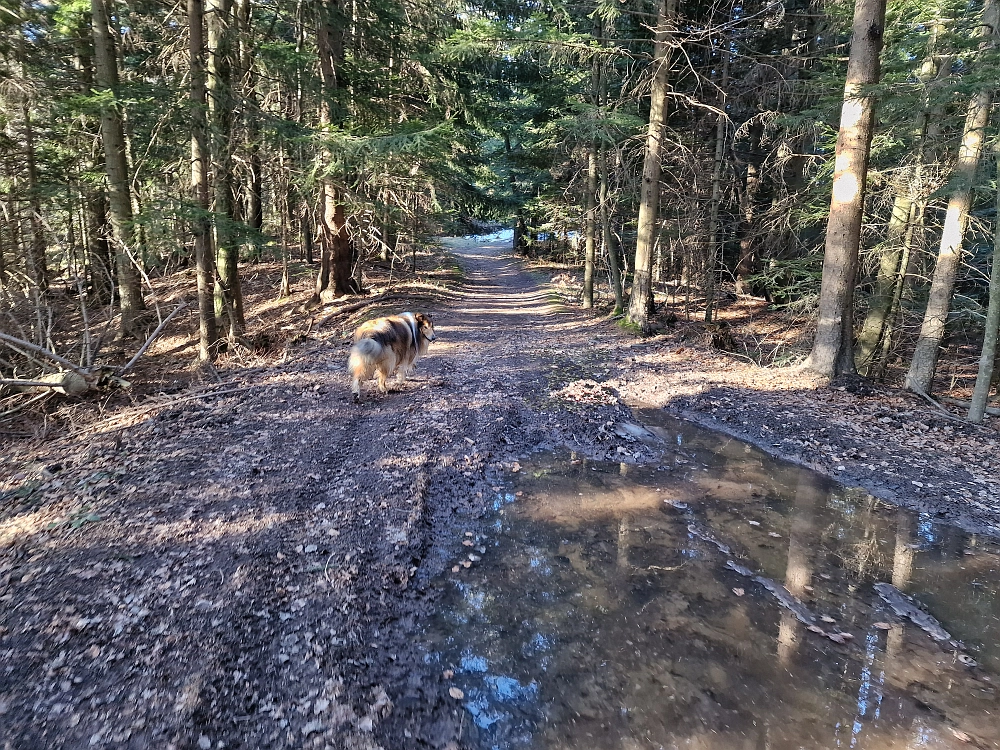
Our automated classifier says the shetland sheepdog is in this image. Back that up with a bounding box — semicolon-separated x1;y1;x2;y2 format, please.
349;312;436;401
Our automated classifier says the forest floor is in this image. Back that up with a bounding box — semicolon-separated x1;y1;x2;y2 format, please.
2;235;1000;750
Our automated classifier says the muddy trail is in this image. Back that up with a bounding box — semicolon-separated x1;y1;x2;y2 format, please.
0;235;637;749
2;235;999;750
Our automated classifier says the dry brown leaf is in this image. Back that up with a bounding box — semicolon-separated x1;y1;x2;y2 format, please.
448;687;464;700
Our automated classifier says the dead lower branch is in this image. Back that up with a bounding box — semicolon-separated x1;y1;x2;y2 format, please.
118;302;189;375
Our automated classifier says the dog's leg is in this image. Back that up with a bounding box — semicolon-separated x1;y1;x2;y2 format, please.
377;367;390;394
352;377;361;402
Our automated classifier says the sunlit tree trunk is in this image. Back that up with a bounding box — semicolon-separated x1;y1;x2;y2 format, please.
855;37;949;375
91;0;145;335
906;0;998;394
802;0;886;377
582;19;602;310
583;143;598;309
968;136;1000;422
189;0;218;360
311;0;354;303
627;0;676;331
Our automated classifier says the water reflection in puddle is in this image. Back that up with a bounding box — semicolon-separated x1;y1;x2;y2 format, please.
424;412;1000;749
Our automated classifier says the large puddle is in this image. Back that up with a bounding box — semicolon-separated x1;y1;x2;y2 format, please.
424;411;1000;749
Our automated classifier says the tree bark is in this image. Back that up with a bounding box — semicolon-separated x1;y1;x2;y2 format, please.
968;135;1000;422
906;0;998;394
627;0;676;331
90;0;145;335
190;0;218;360
600;145;624;313
582;20;602;310
311;0;354;304
208;0;244;337
802;0;886;377
704;42;729;323
20;97;48;293
238;0;263;240
583;142;598;309
856;33;950;375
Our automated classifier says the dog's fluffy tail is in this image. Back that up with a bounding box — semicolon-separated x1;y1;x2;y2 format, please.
349;338;381;399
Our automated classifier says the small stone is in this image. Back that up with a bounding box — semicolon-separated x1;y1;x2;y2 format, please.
198;736;211;750
357;716;374;732
301;720;325;736
303;544;317;554
448;687;464;700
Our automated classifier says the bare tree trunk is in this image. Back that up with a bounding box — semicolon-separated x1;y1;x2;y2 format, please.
311;0;354;304
582;20;602;310
968;136;1000;422
857;34;950;375
704;42;729;323
600;146;624;313
208;0;244;338
583;143;598;309
90;0;145;335
627;0;676;331
735;120;764;296
238;0;263;241
190;0;219;360
20;97;48;293
802;0;886;377
906;0;998;394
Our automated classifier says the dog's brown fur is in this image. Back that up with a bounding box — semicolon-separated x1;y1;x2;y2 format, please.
348;312;436;401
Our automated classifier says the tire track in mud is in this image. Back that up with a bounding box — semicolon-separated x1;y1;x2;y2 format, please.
0;237;639;750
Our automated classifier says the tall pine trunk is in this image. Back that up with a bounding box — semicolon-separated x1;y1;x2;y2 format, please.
600;145;624;313
906;0;998;394
968;137;1000;422
312;0;354;304
209;0;245;337
627;0;676;331
90;0;145;335
856;33;950;375
190;0;218;360
802;0;886;377
583;143;598;309
582;19;602;310
20;95;48;293
704;42;729;323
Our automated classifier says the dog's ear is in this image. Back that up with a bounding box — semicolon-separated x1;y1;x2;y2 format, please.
416;312;433;326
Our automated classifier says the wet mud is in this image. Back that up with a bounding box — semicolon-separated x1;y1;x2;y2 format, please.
425;411;1000;749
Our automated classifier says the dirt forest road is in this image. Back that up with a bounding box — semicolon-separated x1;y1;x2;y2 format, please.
6;234;1000;750
0;235;638;750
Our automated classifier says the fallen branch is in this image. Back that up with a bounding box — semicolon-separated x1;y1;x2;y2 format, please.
0;391;53;421
940;396;1000;417
909;389;967;423
315;292;397;329
0;331;86;375
118;302;189;375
